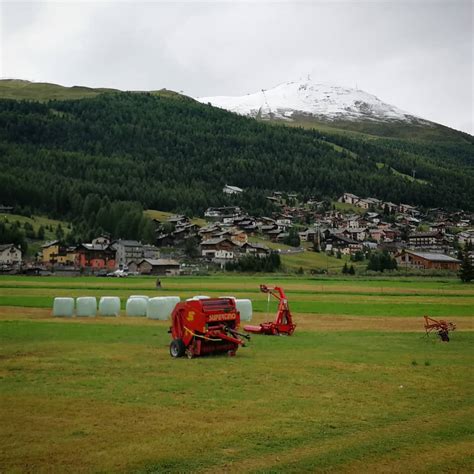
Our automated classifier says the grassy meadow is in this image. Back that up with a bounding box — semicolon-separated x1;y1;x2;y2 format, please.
0;274;473;473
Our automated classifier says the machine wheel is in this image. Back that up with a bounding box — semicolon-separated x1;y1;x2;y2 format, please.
438;330;450;342
170;338;186;358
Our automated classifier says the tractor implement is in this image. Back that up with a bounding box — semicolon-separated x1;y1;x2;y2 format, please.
244;285;296;336
423;316;456;342
169;297;248;358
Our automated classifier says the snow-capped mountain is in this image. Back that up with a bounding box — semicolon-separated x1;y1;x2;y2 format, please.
197;78;425;124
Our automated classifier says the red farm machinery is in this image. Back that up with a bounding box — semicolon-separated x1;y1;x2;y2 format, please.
244;285;296;336
169;297;250;358
424;316;456;342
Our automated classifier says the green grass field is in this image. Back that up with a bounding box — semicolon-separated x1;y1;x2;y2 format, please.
0;79;191;103
1;213;70;239
0;275;473;472
333;201;366;214
144;209;206;227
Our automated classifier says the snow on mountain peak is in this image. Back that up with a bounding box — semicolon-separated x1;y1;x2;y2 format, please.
197;78;421;123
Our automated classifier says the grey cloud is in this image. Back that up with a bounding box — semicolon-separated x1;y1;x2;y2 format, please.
1;0;472;133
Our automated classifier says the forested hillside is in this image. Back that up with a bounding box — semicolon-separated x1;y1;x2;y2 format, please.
0;90;473;242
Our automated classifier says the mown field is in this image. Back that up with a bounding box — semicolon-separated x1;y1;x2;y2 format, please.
0;275;473;473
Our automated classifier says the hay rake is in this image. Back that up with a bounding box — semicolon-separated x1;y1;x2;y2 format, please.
423;316;456;342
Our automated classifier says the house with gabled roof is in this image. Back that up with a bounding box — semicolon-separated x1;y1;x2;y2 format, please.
396;251;460;271
223;184;243;195
129;258;180;276
0;244;22;267
239;242;271;257
407;231;445;249
338;193;360;205
200;237;238;259
75;243;116;270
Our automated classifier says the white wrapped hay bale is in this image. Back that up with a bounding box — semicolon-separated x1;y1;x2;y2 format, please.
126;297;147;317
53;297;74;317
147;296;181;320
99;296;121;317
146;297;169;320
76;297;97;317
236;299;253;322
186;295;210;301
129;295;150;301
220;296;236;301
166;296;181;315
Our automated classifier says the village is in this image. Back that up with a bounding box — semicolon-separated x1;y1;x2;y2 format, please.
1;188;473;277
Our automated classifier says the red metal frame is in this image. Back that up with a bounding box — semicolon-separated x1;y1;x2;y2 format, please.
244;284;296;335
423;315;456;341
169;298;249;358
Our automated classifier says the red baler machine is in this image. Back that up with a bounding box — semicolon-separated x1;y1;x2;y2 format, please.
169;297;250;358
244;285;296;335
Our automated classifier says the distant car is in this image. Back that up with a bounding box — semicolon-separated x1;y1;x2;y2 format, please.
107;269;128;277
96;270;108;277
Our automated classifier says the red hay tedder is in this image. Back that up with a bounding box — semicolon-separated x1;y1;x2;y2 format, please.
423;316;456;342
244;285;296;336
169;297;250;358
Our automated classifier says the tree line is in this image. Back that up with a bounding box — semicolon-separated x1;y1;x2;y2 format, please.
0;92;472;239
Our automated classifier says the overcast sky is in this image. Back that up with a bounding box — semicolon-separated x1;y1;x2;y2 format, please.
1;0;472;134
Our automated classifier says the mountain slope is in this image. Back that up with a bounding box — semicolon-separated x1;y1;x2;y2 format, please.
0;79;118;101
0;79;187;102
198;78;471;143
198;78;423;123
0;83;472;222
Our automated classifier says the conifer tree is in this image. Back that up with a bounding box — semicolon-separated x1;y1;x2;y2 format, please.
459;250;473;283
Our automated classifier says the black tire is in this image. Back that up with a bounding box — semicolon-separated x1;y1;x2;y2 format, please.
170;338;186;358
438;330;450;342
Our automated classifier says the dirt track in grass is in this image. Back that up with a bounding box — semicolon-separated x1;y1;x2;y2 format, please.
1;306;471;333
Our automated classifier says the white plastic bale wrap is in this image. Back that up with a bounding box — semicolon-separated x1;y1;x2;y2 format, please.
235;299;253;322
166;296;181;317
53;297;74;317
99;296;121;317
146;297;170;320
76;297;97;317
129;295;150;300
126;297;147;317
186;295;210;301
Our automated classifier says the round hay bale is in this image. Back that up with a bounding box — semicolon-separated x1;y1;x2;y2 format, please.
76;297;97;317
129;295;150;300
146;297;169;320
126;297;147;317
99;296;121;317
53;297;74;317
236;299;252;322
186;295;210;301
166;296;181;316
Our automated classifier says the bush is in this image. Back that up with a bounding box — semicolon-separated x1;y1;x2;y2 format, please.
225;252;281;273
283;227;301;248
367;250;397;272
